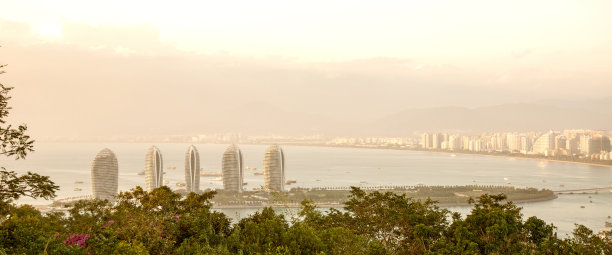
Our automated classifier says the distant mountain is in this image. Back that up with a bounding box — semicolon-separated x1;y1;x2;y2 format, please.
371;103;612;135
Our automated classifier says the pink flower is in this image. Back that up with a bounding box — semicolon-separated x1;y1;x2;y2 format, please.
103;220;115;228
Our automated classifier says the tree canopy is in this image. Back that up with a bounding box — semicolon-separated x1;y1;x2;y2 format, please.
1;186;611;254
0;63;59;213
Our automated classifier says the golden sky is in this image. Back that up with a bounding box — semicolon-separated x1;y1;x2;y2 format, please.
3;0;612;61
1;1;611;138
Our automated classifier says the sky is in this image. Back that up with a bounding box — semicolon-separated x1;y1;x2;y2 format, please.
1;1;611;138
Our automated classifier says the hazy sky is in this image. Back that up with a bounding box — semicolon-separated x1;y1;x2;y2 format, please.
1;1;611;138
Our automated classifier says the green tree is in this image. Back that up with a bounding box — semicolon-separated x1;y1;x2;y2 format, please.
0;63;58;211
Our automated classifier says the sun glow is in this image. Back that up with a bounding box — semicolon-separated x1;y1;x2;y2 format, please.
38;20;63;37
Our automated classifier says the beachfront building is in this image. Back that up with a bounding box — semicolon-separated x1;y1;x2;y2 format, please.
264;144;285;191
222;144;244;192
184;145;201;193
91;148;118;201
145;146;164;192
533;131;556;155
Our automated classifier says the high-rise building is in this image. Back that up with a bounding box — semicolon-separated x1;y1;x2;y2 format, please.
222;144;244;192
532;132;556;154
91;148;118;201
184;145;200;193
579;135;592;155
421;133;432;149
264;144;285;191
448;135;461;150
521;136;532;153
555;136;567;150
589;135;611;154
432;133;442;149
145;146;163;192
507;133;521;152
566;137;579;155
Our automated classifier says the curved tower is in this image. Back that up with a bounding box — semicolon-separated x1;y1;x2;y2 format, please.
145;146;163;192
91;148;118;201
221;144;244;192
264;145;285;191
184;145;201;193
533;132;555;154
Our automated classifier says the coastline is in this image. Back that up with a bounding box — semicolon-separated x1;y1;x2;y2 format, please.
274;143;612;169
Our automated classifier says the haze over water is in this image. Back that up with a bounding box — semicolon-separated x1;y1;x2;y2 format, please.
3;142;611;235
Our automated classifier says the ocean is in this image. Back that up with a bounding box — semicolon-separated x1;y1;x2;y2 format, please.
2;142;611;235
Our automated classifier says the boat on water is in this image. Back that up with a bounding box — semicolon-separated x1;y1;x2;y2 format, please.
605;221;612;228
243;182;248;185
73;188;82;191
245;167;257;171
212;177;222;181
74;181;84;184
137;170;145;175
176;182;186;187
254;172;264;176
285;179;297;185
163;180;169;185
200;172;222;177
450;154;456;157
360;181;368;184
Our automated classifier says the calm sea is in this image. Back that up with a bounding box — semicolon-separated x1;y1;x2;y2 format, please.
2;142;611;235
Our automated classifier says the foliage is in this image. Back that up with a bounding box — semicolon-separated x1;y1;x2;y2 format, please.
1;185;611;254
0;63;59;210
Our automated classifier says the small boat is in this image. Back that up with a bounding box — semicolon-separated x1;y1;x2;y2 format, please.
605;221;612;228
254;172;264;176
285;179;296;185
212;177;222;181
315;179;321;181
163;180;169;185
137;170;145;175
242;182;248;185
176;182;186;187
450;154;456;157
73;188;82;191
360;181;368;184
74;181;84;184
580;205;585;208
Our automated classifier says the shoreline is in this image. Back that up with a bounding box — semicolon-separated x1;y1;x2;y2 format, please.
275;143;612;169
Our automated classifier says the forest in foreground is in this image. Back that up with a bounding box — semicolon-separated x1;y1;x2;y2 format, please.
1;186;611;255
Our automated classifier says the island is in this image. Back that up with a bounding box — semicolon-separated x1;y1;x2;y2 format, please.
210;185;556;208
